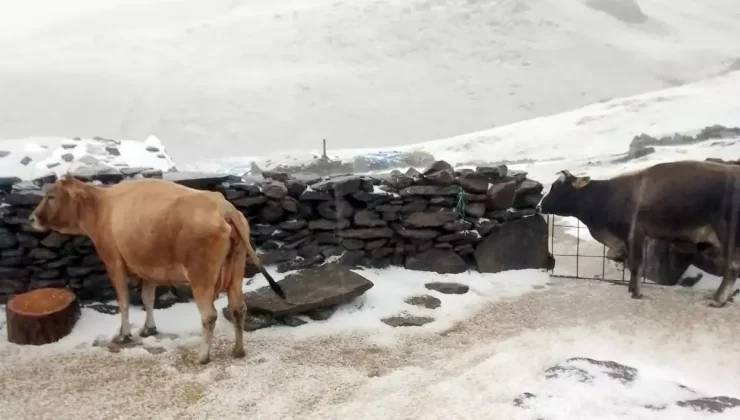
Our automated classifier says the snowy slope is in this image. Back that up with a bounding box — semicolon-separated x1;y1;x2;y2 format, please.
2;0;740;163
187;70;740;181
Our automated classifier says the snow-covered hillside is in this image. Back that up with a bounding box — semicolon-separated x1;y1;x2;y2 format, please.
187;70;740;183
2;0;740;163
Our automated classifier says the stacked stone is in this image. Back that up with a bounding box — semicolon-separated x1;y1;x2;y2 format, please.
0;160;547;303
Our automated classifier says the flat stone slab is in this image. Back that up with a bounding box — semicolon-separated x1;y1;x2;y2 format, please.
425;282;469;295
381;315;435;327
244;262;374;316
405;295;442;309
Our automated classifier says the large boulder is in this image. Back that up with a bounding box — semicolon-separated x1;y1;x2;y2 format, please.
243;262;374;316
475;214;550;273
405;249;468;274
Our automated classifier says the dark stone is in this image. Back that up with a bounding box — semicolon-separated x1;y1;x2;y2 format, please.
315;232;341;244
262;171;290;182
474;219;496;237
425;282;469;294
222;308;279;331
475;215;549;273
312;175;364;196
5;183;45;206
61;153;74;162
369;247;394;259
259;200;284;223
365;239;388;250
0;231;18;249
404;211;460;228
424;168;455;186
393;225;440;240
259;249;299;265
321;245;345;258
402;199;428;213
232;195;267;208
443;219;473;232
277;255;326;273
338;228;395;239
381;315;435;327
308;218;351;230
437;231;480;244
338;250;367;267
73;165;124;183
464;202;486;218
457;172;490;193
263;181;289;199
353;191;394;203
281;196;299;212
279;219;307;231
405;295;441;309
283;236;312;250
317;200;354;220
486;180;517;210
423;160;454;175
676;396;740;413
354;210;387;227
221;188;247;201
87;303;119;315
40;232;68;248
342;239;366;251
285;180;308;198
244;262;374;316
405;249;468;274
454;244;475;255
399;185;460;197
476;165;507;179
513;392;536;408
297;241;322;258
251;224;278;237
28;248;57;260
16;233;39;249
304;305;338;321
299;189;334;201
229;182;262;195
375;204;403;213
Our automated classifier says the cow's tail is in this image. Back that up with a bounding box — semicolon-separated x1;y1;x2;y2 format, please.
225;207;287;300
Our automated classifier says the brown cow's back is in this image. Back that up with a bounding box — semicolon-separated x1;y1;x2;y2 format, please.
94;179;231;285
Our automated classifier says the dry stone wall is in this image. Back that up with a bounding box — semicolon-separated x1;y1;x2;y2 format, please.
0;160;551;304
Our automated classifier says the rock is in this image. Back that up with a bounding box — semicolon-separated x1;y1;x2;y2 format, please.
404;211;460;228
338;228;395;239
299;189;333;201
405;295;441;309
405;249;468;274
381;315;435;327
311;175;364;196
243;262;374;316
425;282;469;294
259;200;284;223
304;305;338;321
476;165;507;179
342;239;366;251
676;396;740;413
457;172;489;193
5;183;45;206
308;219;351;230
365;238;388;250
402;199;428;213
232;195;267;208
354;210;387;227
317;200;354;220
423;168;455;186
281;196;299;212
475;215;550;273
486;180;517;210
161;172;238;189
284;180;308;198
464;202;486;218
443;219;473;232
279;219;307;231
399;185;460;197
261;171;290;182
262;181;288;199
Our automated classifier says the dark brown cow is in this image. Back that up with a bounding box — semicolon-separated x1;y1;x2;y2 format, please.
537;160;740;307
28;174;286;364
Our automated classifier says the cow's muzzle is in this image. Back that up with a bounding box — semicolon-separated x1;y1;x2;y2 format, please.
28;214;48;232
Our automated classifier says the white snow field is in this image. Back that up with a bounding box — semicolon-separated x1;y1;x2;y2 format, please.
2;0;740;163
3;71;740;418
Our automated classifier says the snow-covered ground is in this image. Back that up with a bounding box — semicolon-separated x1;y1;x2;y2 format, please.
2;0;740;163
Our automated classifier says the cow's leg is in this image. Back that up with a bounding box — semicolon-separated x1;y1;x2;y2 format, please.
710;251;740;308
192;286;218;365
627;233;645;299
227;280;246;359
109;268;133;344
139;282;159;337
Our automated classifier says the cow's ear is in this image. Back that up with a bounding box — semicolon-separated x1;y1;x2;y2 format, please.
572;176;591;189
59;172;74;184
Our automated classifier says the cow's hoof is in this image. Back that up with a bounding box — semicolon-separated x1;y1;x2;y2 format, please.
112;333;133;344
197;355;211;365
708;300;727;308
631;293;644;300
232;348;246;359
139;326;159;338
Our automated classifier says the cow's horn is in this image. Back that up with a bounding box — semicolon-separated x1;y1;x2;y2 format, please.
559;170;573;178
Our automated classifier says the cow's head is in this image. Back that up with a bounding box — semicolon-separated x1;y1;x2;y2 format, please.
536;170;591;216
28;173;91;235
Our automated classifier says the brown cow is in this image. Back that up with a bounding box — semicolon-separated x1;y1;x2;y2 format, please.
28;174;287;364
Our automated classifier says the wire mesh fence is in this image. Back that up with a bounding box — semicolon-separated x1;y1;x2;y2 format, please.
545;214;652;284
